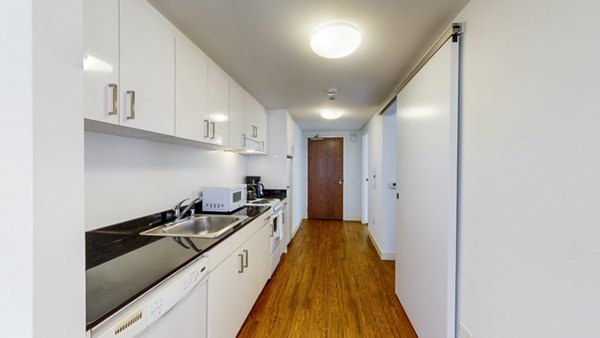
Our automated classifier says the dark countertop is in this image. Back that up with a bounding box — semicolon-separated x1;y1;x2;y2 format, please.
261;189;287;200
85;205;270;331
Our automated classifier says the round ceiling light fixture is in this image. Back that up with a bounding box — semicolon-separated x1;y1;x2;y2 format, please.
311;23;361;59
321;109;344;120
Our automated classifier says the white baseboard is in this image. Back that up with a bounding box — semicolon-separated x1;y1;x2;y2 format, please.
344;215;362;222
291;219;303;238
366;228;395;261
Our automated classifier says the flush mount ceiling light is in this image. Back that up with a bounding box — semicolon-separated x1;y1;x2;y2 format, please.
321;109;343;120
311;23;361;59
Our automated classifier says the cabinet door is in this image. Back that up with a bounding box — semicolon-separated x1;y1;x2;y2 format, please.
208;250;244;338
229;82;245;150
243;94;267;151
243;94;259;139
254;105;268;150
83;0;119;124
286;114;296;155
119;0;175;135
207;65;230;146
175;35;209;142
254;223;271;294
239;224;270;319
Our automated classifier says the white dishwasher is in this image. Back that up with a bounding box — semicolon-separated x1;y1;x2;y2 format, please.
91;256;208;338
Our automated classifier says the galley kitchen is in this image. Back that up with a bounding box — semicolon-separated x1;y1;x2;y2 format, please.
4;0;600;338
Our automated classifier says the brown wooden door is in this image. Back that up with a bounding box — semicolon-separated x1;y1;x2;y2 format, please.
308;137;343;219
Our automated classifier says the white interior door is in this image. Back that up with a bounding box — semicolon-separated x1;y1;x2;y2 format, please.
361;132;369;224
395;38;459;338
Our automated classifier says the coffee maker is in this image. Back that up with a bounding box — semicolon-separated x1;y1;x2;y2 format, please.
245;176;264;200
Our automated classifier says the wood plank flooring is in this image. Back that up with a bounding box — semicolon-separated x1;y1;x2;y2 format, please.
237;219;417;338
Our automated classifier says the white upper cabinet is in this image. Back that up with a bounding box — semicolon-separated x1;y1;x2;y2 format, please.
243;94;268;152
207;65;230;146
286;114;296;156
84;0;176;135
83;0;119;124
175;35;209;142
83;0;267;150
229;82;245;150
119;0;175;135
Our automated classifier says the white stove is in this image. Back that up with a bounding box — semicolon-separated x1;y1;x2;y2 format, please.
246;198;283;277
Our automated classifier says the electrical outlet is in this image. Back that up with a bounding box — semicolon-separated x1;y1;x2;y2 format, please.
460;322;474;338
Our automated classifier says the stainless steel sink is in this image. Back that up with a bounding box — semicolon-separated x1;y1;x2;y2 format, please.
140;215;248;238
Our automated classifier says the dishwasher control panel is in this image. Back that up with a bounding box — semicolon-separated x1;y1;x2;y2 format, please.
91;256;209;338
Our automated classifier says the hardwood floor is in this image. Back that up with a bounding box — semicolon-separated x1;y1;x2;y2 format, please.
237;219;417;338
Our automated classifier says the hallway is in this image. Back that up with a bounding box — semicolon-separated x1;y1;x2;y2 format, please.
237;219;417;337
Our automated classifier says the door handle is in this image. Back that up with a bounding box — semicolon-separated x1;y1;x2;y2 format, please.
203;120;209;138
337;178;343;185
243;249;249;268
126;90;135;120
108;83;118;116
238;254;244;273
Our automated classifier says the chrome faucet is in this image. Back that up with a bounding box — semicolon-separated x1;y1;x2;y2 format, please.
172;197;202;223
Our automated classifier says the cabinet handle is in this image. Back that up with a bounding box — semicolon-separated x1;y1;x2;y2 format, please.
204;120;209;138
238;254;244;273
108;83;118;116
243;249;249;268
255;126;258;138
210;122;216;139
242;134;246;147
252;125;258;138
261;141;265;150
126;90;135;120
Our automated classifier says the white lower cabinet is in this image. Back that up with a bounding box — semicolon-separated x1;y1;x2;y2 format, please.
208;219;270;338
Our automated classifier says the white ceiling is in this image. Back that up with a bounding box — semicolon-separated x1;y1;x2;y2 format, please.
150;0;469;131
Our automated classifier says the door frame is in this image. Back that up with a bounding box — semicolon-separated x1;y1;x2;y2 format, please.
361;131;369;224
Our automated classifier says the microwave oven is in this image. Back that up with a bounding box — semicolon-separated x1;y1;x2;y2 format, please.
202;184;247;212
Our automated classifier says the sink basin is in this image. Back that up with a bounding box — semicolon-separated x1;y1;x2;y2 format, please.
141;215;248;239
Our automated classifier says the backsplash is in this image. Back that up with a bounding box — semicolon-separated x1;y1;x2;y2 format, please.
85;131;248;230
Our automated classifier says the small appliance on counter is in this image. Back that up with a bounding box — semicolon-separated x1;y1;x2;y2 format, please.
245;176;265;199
202;184;247;212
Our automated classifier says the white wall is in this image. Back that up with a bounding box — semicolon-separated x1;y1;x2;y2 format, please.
292;123;306;233
455;0;600;336
362;106;397;260
0;2;34;336
33;0;86;334
0;0;85;336
85;132;248;230
302;131;362;221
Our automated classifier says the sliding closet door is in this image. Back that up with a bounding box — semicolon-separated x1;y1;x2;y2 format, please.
395;38;459;338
